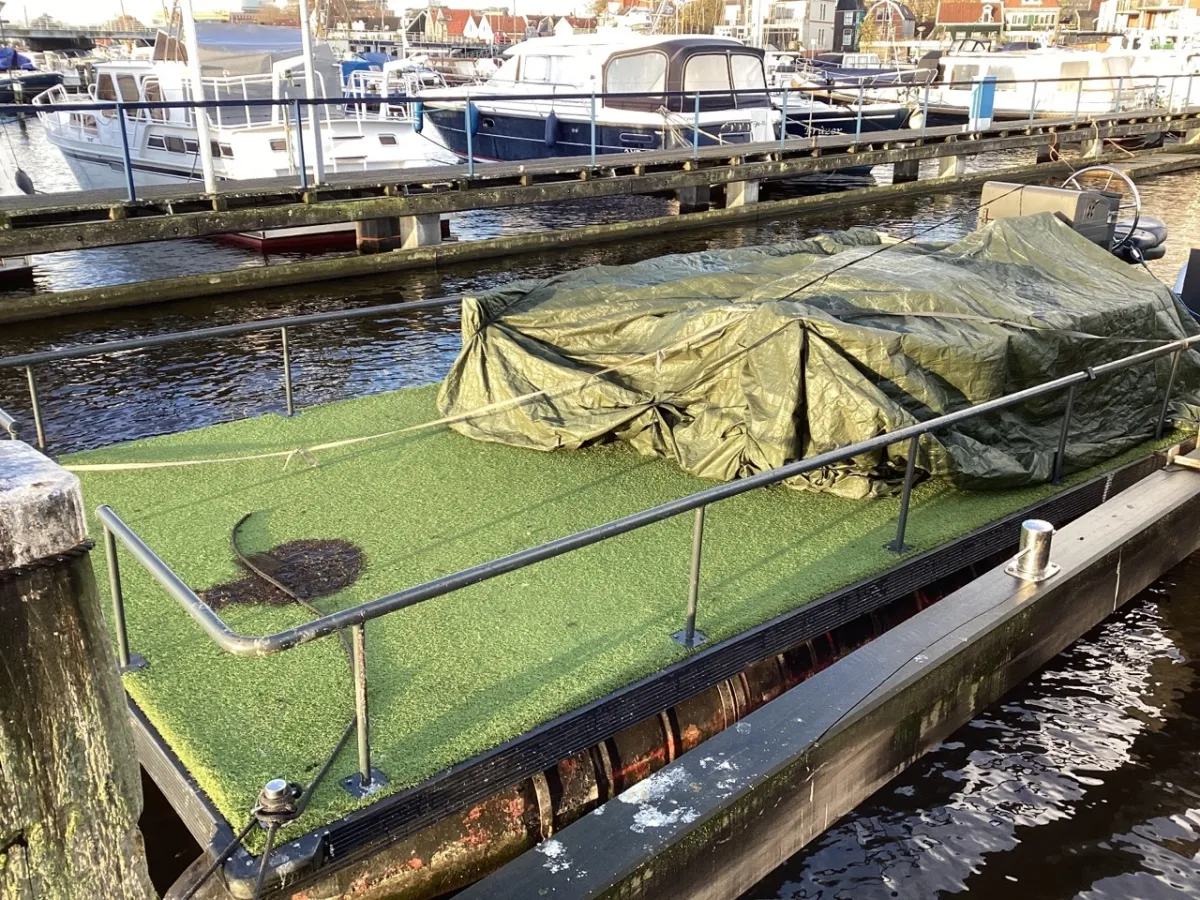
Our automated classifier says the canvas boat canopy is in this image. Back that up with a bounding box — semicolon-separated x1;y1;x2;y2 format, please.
438;214;1200;498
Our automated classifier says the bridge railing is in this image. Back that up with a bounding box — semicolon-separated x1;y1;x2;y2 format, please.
90;330;1200;796
4;70;1196;201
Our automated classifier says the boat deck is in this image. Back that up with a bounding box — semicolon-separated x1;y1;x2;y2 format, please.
63;383;1180;847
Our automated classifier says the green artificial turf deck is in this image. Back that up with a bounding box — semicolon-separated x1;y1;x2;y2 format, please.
62;384;1177;844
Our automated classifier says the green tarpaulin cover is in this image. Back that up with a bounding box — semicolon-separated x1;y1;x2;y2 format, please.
438;213;1200;498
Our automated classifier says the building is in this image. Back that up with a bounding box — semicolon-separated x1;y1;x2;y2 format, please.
1001;0;1060;38
835;0;866;50
935;0;1004;38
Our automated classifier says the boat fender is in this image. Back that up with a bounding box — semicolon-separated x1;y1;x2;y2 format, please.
1132;215;1168;247
1120;226;1167;252
13;168;34;195
908;110;924;132
545;111;559;148
413;100;424;134
466;101;481;137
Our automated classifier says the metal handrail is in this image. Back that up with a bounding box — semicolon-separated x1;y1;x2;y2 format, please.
0;406;17;439
97;332;1200;789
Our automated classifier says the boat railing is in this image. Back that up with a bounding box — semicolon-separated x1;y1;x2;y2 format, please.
3;297;1196;793
9;70;1199;201
0;405;16;440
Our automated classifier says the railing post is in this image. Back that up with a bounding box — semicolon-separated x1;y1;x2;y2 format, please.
920;82;929;139
1156;348;1183;439
1187;74;1194;111
1152;75;1160;110
673;506;707;648
465;99;475;178
280;326;294;417
293;98;309;191
1113;75;1124;113
1074;77;1083;123
855;83;864;142
1169;74;1177;113
1028;79;1037;128
102;525;146;673
887;434;920;553
114;100;137;203
780;87;788;151
340;621;387;796
25;365;45;449
692;90;700;159
590;88;597;166
1052;384;1077;485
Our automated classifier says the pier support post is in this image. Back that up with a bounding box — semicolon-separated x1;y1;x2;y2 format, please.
0;442;155;899
1184;127;1200;145
400;214;443;251
356;217;403;254
1080;137;1104;159
675;185;711;214
892;158;920;183
937;155;966;178
1036;143;1055;164
724;179;760;208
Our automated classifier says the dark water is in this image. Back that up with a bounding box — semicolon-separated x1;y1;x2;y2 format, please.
745;556;1200;900
4;126;1200;899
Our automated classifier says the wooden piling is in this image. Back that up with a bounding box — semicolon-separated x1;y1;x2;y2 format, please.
0;441;155;900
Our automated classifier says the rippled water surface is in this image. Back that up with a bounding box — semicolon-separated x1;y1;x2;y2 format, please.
745;555;1200;900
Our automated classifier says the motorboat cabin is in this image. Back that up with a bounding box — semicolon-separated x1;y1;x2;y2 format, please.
417;34;777;161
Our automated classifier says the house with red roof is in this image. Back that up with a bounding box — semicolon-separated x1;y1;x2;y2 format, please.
936;0;1061;38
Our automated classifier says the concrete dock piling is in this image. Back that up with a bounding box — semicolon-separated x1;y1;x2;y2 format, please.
0;441;155;899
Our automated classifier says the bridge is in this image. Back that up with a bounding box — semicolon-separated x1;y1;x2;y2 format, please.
3;25;156;50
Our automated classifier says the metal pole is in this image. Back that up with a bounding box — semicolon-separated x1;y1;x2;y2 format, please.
114;100;137;203
1188;74;1194;111
887;435;919;553
1052;384;1077;485
855;83;863;141
351;623;371;785
920;82;929;139
684;506;704;647
281;326;294;417
692;90;700;159
465;101;475;178
1152;75;1160;110
780;87;788;151
1028;78;1037;128
1156;349;1183;439
1169;75;1177;113
293;99;308;190
590;88;597;165
25;365;44;449
104;527;132;669
297;0;325;184
1074;77;1083;123
1114;75;1124;114
179;0;218;193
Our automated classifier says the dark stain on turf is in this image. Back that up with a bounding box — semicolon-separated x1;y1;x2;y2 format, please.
203;539;364;609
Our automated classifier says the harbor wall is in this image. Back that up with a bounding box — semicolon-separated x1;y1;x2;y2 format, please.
460;445;1200;900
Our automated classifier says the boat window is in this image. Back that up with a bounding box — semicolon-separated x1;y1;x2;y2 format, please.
142;79;167;121
605;51;667;95
184;139;199;153
269;138;287;151
683;54;732;95
1060;60;1088;84
948;64;979;87
989;65;1017;90
96;73;117;102
164;136;185;153
522;55;551;83
148;134;166;149
547;56;585;88
220;143;233;158
379;133;398;145
116;74;139;103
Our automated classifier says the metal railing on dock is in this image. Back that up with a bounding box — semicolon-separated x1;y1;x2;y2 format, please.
7;69;1198;205
91;331;1200;794
0;406;17;440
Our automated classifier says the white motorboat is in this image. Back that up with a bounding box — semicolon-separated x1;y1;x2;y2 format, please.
32;24;450;249
417;34;777;162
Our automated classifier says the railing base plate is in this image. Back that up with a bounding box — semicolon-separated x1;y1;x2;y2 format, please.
340;769;389;799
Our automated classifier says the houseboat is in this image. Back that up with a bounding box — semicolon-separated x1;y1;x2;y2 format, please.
418;34;777;161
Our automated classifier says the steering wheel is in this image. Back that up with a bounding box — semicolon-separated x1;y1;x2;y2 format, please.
1061;165;1142;253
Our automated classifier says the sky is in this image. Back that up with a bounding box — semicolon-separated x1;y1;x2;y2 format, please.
12;0;584;26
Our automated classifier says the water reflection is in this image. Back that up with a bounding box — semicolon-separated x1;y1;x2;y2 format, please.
745;555;1200;900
